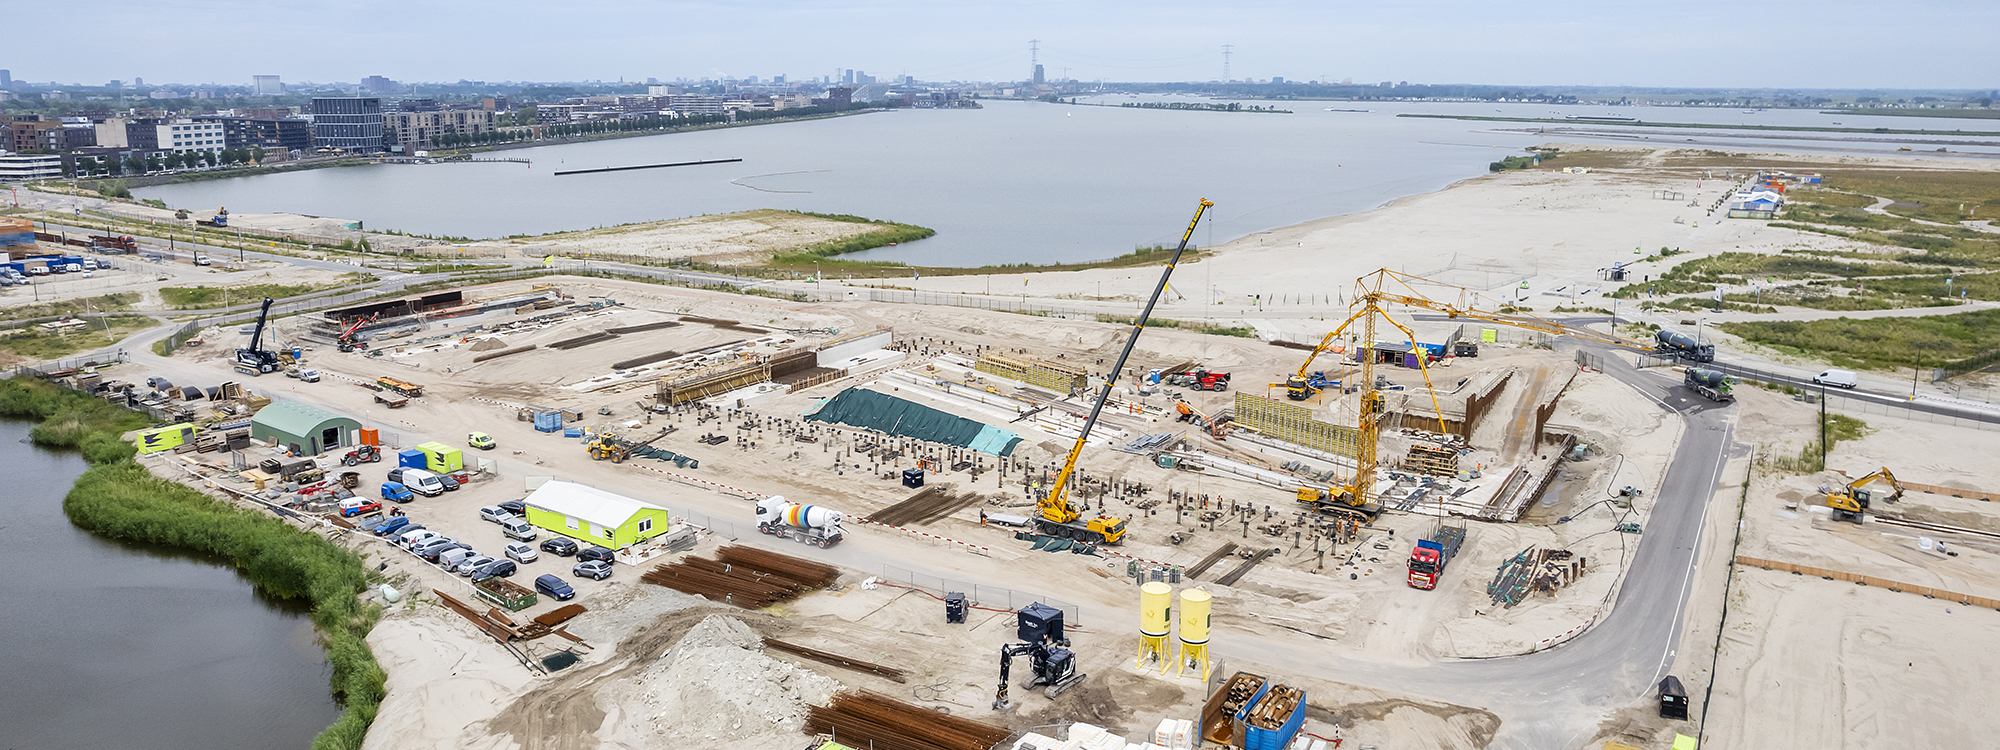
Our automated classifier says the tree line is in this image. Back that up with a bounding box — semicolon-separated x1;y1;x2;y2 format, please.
429;104;851;149
67;146;269;177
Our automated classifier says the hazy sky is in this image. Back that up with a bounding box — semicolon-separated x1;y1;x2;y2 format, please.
9;0;1998;89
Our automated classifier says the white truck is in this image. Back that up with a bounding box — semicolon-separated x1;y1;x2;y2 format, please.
755;496;846;548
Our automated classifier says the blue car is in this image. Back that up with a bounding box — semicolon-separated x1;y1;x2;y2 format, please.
372;516;411;536
534;574;575;601
381;481;415;503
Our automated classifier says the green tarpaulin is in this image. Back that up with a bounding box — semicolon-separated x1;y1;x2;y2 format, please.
805;387;1023;456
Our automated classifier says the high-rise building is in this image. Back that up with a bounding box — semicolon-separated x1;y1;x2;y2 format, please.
379;109;493;153
133;77;143;87
309;97;384;153
0;70;11;89
773;75;786;84
1033;65;1044;85
842;69;854;85
253;75;283;94
361;75;397;94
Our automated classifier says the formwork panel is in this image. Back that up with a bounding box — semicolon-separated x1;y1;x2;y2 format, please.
1232;392;1360;458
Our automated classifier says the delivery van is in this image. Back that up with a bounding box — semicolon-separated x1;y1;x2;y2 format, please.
1812;369;1859;389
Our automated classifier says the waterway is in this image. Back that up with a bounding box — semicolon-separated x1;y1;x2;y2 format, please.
0;420;340;749
137;99;2000;267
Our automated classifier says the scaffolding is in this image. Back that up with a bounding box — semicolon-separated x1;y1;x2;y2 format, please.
1231;392;1361;458
974;353;1087;395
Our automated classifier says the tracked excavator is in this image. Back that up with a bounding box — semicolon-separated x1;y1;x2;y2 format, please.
1825;467;1905;523
1033;199;1212;545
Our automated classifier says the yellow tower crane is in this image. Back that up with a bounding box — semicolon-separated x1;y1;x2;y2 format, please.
1279;269;1648;519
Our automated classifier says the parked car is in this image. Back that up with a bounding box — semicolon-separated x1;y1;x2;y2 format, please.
414;539;463;561
395;529;438;548
577;546;615;564
478;505;515;524
498;499;527;516
573;560;613;580
372;517;411;536
534;574;575;601
438;473;460;492
471;559;516;581
504;542;539;564
501;517;538;541
380;482;414;503
439;548;480;571
455;554;496;576
338;498;382;517
540;537;579;557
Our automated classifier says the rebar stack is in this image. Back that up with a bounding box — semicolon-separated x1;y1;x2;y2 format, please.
804;690;1010;750
715;545;841;588
640;546;841;607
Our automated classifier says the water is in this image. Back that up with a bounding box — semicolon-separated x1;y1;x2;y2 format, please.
0;421;340;750
137;99;2000;267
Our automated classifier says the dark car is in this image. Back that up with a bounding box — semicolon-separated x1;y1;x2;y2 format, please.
438;473;460;492
498;499;527;516
415;539;465;562
573;560;612;580
534;574;575;601
387;467;406;484
540;537;579;557
577;546;615;564
470;559;516;581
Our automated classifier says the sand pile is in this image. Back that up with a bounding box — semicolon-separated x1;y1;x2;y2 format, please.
629;615;839;745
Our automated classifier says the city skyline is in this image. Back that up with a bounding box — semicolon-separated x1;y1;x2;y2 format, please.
8;0;1999;90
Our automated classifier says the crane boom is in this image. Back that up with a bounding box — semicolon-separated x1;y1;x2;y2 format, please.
1037;199;1212;544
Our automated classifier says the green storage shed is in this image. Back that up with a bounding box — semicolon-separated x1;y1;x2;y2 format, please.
250;399;362;456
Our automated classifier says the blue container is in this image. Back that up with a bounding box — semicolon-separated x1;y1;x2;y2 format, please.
398;449;427;469
1240;686;1306;750
563;428;584;438
532;410;563;432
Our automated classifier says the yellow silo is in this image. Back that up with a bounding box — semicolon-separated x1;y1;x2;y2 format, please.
1138;582;1174;672
1178;587;1212;682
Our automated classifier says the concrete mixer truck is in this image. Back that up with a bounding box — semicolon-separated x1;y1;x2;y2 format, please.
755;496;846;548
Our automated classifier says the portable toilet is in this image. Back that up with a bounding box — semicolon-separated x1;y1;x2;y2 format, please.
1658;675;1689;720
398;448;427;469
416;441;464;473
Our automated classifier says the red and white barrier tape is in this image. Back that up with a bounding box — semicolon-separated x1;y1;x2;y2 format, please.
852;517;992;555
626;462;761;499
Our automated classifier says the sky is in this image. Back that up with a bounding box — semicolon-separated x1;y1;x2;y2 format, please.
8;0;1999;90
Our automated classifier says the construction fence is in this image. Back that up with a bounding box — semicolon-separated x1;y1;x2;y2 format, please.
154;288;387;354
877;563;1082;627
1637;354;2000;432
1735;555;2000;610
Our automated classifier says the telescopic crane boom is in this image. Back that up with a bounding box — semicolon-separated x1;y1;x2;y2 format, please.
1035;199;1213;545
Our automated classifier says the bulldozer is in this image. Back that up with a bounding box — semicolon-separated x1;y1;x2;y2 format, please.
1825;467;1905;523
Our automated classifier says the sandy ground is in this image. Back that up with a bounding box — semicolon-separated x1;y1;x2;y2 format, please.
102;146;2000;750
504;209;884;266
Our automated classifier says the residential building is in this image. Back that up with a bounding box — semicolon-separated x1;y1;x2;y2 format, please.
156;120;226;155
93;117;164;150
380;109;494;153
397;98;438;112
0;151;63;181
6;117;59;153
646;85;682;96
1033;64;1044;85
769;93;813;110
310;97;384;153
826;87;853;109
39;123;97;151
193;116;311;152
252;75;283;94
666;95;724;114
481;96;513;112
535;103;586;124
0;69;11;89
360;75;397;94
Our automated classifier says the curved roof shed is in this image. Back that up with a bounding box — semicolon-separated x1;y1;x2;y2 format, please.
250;399;362;456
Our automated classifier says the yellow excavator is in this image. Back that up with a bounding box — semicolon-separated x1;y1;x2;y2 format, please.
1035;199;1213;545
1826;467;1905;523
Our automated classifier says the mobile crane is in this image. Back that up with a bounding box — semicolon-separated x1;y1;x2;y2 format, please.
234;297;282;374
1282;270;1647;520
1034;199;1212;545
1825;467;1905;523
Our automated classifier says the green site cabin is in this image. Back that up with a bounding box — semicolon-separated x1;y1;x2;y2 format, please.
134;423;196;454
521;479;675;549
413;441;464;473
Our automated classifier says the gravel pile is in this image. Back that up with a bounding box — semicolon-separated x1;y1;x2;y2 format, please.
635;615;840;745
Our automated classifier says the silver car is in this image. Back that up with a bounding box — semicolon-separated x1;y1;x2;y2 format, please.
504;542;538;564
456;555;496;576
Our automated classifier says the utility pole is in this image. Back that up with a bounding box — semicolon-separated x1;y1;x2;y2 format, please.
1222;45;1234;80
1029;40;1040;81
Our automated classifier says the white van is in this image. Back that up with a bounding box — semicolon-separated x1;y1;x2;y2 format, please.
438;547;479;570
501;517;538;541
401;468;446;497
1812;369;1859;389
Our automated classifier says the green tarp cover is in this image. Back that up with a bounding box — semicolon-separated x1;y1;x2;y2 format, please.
805;387;1022;456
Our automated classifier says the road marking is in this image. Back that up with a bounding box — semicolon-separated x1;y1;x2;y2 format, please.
1653;421;1733;687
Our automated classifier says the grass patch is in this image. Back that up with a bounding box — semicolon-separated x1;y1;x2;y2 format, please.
1398;113;2000;137
1721;309;2000;369
0;292;141;322
0;314;155;360
1768;413;1868;474
1094;314;1257;338
1817;169;2000;224
158;275;371;309
0;377;385;750
767;218;936;266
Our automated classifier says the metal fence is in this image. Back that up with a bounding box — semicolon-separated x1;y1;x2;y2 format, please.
878;563;1082;626
1636;353;2000;431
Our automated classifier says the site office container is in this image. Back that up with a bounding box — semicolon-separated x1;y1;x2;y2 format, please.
415;441;464;473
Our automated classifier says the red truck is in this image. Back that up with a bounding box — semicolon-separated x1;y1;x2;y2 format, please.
1407;524;1467;590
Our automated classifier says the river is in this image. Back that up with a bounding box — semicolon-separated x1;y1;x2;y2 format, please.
136;99;2000;267
0;421;340;749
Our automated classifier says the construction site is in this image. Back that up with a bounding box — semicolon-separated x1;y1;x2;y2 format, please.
38;168;2000;750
